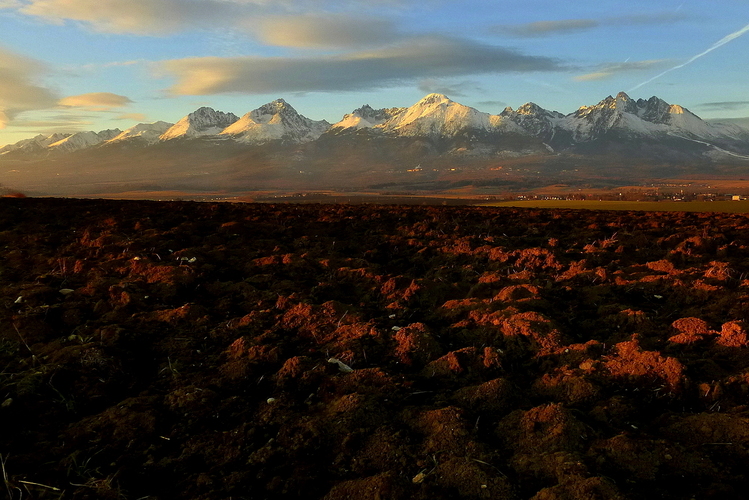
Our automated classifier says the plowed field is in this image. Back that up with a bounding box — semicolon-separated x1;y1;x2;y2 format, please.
2;198;749;499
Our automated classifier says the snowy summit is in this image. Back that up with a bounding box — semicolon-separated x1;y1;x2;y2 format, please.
161;107;239;140
220;99;331;144
378;94;515;137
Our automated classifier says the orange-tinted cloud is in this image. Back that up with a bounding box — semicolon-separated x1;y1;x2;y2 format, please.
19;0;241;34
161;36;566;95
254;14;400;49
0;47;58;128
59;92;133;109
115;112;148;121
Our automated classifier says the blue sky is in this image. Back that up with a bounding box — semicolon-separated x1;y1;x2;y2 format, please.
0;0;748;145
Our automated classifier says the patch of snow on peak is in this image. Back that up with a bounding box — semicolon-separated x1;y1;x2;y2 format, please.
666;106;727;139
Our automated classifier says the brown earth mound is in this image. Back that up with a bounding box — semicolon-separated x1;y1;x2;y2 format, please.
2;198;749;499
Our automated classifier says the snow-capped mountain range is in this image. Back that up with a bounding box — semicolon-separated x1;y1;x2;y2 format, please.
109;121;173;144
374;93;515;137
2;92;748;160
556;93;745;144
46;129;122;153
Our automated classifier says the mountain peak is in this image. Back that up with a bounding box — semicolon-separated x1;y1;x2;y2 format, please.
108;121;173;144
267;99;291;110
501;102;563;139
220;99;330;144
248;99;300;120
380;94;512;137
563;91;725;143
191;106;215;114
634;96;672;123
161;107;239;140
331;104;404;131
417;93;452;106
188;106;231;119
47;129;122;152
517;102;548;116
0;132;72;155
575;91;640;119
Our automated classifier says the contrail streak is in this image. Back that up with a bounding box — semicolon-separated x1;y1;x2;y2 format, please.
629;22;749;92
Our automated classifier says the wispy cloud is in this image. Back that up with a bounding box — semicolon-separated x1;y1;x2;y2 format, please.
79;60;142;70
476;100;508;110
160;36;566;95
8;111;97;134
697;101;749;112
13;0;421;36
575;59;670;81
114;112;147;121
0;47;58;128
252;14;401;49
417;79;481;97
498;19;598;37
18;0;244;35
496;12;688;37
10;119;89;128
59;92;133;109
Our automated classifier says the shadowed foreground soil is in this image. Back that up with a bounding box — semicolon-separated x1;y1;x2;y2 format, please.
2;198;749;499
